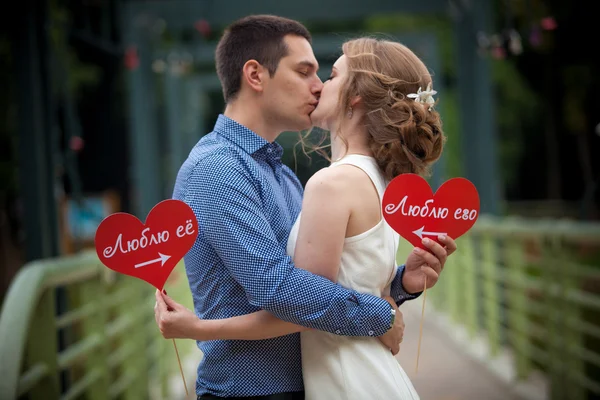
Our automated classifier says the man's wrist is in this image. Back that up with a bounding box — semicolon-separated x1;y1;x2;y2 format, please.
357;295;395;337
391;264;422;304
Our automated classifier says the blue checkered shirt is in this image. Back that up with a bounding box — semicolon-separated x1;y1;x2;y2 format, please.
172;114;419;397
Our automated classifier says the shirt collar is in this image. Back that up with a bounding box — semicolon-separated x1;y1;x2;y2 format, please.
213;114;271;155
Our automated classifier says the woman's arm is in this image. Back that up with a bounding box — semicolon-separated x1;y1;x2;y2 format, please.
154;290;310;341
155;167;355;341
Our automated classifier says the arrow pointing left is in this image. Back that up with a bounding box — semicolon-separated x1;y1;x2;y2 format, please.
412;226;447;240
134;252;171;269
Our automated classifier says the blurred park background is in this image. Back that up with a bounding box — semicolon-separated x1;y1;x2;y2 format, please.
1;0;599;399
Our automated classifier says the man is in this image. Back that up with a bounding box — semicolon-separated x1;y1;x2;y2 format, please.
164;14;455;399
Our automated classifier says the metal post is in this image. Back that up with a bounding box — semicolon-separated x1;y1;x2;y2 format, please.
472;0;501;215
164;67;184;197
453;0;501;215
121;8;164;218
14;0;60;262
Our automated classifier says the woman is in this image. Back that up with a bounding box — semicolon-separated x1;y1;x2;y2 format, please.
156;37;445;399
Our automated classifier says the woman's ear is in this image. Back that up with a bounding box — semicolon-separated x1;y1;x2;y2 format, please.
350;95;362;108
241;60;266;93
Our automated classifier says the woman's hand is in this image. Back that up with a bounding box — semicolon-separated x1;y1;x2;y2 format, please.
402;235;457;294
154;290;206;340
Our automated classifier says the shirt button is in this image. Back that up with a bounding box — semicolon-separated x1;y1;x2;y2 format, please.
368;330;374;336
335;330;341;334
267;147;272;153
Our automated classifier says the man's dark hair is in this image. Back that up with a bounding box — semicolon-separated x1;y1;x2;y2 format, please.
215;15;312;103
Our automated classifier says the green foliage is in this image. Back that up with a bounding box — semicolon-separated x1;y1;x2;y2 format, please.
438;89;462;178
49;5;102;97
491;59;541;189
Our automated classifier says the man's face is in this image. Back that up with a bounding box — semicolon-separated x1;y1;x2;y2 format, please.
261;35;322;133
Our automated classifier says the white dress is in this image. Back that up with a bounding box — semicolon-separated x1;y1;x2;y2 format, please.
286;155;420;400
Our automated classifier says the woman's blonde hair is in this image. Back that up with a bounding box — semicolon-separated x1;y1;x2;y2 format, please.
302;37;446;180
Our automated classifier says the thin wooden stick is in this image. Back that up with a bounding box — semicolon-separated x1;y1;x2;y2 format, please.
415;278;427;373
172;338;189;396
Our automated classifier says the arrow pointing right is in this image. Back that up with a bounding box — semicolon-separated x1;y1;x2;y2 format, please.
412;226;447;240
134;252;171;269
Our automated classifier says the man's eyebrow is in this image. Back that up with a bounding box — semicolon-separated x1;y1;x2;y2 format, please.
297;60;319;71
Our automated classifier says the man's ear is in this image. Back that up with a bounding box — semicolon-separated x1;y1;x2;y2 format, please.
241;60;266;93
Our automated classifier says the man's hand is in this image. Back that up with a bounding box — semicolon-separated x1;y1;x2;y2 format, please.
402;235;457;294
154;290;202;340
377;296;405;355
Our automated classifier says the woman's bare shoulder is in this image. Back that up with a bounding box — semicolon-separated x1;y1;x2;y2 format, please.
304;164;374;197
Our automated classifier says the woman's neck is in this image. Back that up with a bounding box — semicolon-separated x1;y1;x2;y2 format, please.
330;120;373;163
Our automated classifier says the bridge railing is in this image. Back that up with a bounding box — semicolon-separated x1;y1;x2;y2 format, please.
0;250;197;400
3;216;600;400
399;215;600;400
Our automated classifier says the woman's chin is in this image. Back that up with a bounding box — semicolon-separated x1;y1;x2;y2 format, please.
309;114;324;129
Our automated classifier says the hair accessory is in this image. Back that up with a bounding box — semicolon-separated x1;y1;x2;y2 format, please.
407;83;437;111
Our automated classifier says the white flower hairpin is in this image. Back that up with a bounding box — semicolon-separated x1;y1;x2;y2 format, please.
407;82;437;111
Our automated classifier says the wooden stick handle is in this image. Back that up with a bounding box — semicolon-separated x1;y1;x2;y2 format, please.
415;278;427;373
172;338;189;396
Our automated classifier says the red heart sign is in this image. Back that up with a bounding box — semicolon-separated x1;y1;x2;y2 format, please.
382;174;480;249
94;199;198;290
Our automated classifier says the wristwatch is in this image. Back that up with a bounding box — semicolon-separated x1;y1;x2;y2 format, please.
389;307;396;328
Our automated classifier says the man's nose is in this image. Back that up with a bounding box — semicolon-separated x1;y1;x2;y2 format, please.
312;77;323;96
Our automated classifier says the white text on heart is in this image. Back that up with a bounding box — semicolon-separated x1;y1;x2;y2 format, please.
384;196;477;221
102;219;196;258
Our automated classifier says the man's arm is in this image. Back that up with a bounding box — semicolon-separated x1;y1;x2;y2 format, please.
186;152;393;337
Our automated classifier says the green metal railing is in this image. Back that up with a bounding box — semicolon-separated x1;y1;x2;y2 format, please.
399;215;600;400
2;216;599;399
0;250;197;400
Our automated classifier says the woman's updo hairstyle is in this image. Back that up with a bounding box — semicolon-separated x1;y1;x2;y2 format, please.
337;38;445;180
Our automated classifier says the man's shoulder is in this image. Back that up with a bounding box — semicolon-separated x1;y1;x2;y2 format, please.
188;133;248;168
173;133;248;198
192;132;236;160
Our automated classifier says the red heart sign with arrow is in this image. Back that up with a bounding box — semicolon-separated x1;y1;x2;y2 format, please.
94;199;198;290
382;174;480;249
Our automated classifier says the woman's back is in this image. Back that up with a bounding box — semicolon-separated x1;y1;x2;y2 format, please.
286;154;419;400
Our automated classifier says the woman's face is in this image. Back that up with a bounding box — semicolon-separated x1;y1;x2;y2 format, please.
310;54;348;131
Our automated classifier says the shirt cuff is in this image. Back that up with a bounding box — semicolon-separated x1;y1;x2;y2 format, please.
357;294;393;337
390;264;422;306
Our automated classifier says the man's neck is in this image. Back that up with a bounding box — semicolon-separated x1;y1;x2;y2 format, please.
223;100;280;143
